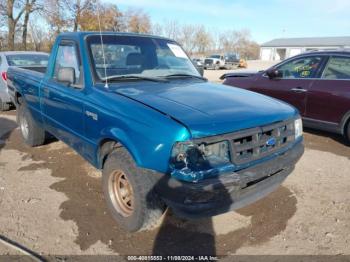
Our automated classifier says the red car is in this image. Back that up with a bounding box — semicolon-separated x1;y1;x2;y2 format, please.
222;50;350;142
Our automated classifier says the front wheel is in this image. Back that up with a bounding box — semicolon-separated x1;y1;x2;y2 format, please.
102;147;165;232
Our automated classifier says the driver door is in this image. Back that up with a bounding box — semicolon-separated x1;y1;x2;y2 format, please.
251;55;326;116
41;40;86;151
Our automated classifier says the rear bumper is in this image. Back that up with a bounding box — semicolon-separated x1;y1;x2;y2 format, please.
156;141;304;218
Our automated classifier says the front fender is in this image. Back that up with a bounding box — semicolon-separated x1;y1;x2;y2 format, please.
98;127;142;167
96;123;191;174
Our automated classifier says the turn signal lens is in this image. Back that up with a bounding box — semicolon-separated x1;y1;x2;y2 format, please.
1;72;7;82
294;117;303;139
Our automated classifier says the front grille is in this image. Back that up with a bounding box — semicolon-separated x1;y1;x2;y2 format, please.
230;120;295;165
204;59;213;65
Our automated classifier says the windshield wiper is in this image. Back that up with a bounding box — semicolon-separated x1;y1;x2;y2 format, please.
164;74;207;81
102;75;167;83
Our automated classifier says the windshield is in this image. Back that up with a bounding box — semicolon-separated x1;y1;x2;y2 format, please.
209;55;221;59
87;35;200;81
6;54;48;67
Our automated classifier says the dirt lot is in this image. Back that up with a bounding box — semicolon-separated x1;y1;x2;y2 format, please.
0;64;350;259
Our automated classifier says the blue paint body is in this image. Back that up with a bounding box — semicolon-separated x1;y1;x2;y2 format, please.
7;32;301;182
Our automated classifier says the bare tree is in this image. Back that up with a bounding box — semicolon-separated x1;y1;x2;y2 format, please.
216;29;260;59
22;0;44;50
124;8;151;33
29;21;47;51
161;20;180;40
193;25;213;54
150;22;163;36
0;1;259;58
79;2;125;31
177;24;197;55
62;0;95;32
44;0;69;35
0;31;6;50
0;0;26;50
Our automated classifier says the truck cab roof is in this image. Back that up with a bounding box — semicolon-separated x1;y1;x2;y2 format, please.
58;31;174;42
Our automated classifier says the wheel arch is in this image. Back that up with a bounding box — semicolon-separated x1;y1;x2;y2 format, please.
97;138;121;169
14;91;23;106
96;131;142;170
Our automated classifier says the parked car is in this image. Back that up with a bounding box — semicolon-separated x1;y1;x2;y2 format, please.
204;53;241;70
0;51;49;110
7;32;304;232
225;53;241;68
204;54;225;70
221;50;350;142
221;50;350;141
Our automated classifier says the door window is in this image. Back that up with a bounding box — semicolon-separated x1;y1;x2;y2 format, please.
53;43;81;85
276;56;323;79
322;56;350;80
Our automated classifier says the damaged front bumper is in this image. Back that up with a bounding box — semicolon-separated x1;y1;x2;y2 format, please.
156;141;304;218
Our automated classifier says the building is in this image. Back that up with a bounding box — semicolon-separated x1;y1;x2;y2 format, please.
260;36;350;61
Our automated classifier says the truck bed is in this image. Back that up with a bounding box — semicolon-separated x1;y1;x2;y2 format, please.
6;66;46;105
18;66;47;74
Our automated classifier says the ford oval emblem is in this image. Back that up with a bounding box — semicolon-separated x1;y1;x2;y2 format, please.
266;137;276;146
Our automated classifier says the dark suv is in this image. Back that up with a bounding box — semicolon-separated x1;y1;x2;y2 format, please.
222;50;350;142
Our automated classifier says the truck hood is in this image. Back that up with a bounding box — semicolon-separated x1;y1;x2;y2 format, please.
114;81;297;138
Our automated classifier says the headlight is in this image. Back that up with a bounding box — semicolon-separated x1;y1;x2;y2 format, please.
171;141;230;171
294;117;303;139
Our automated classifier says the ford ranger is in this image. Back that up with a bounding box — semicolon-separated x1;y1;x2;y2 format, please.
7;32;304;232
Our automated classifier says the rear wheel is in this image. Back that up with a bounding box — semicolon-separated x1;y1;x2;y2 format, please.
17;103;46;146
102;147;165;232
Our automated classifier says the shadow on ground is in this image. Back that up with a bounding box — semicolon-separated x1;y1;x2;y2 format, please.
3;128;297;255
0;117;17;152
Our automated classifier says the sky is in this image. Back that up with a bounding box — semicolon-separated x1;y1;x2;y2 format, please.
109;0;350;44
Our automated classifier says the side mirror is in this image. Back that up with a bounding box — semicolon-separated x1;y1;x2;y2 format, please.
266;69;282;79
57;67;75;85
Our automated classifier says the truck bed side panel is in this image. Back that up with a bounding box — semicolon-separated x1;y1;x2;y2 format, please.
7;67;45;124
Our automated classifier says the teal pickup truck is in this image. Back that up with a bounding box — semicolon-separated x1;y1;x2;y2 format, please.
7;32;304;232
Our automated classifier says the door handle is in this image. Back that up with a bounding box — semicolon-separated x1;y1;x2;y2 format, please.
290;87;307;93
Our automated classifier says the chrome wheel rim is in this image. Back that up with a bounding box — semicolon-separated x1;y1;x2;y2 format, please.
20;114;29;140
109;170;134;217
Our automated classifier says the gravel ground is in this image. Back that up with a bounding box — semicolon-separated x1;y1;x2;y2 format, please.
0;63;349;259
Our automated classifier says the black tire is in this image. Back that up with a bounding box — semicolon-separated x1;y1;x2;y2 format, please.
102;147;165;232
17;103;46;147
0;98;10;111
345;120;350;145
